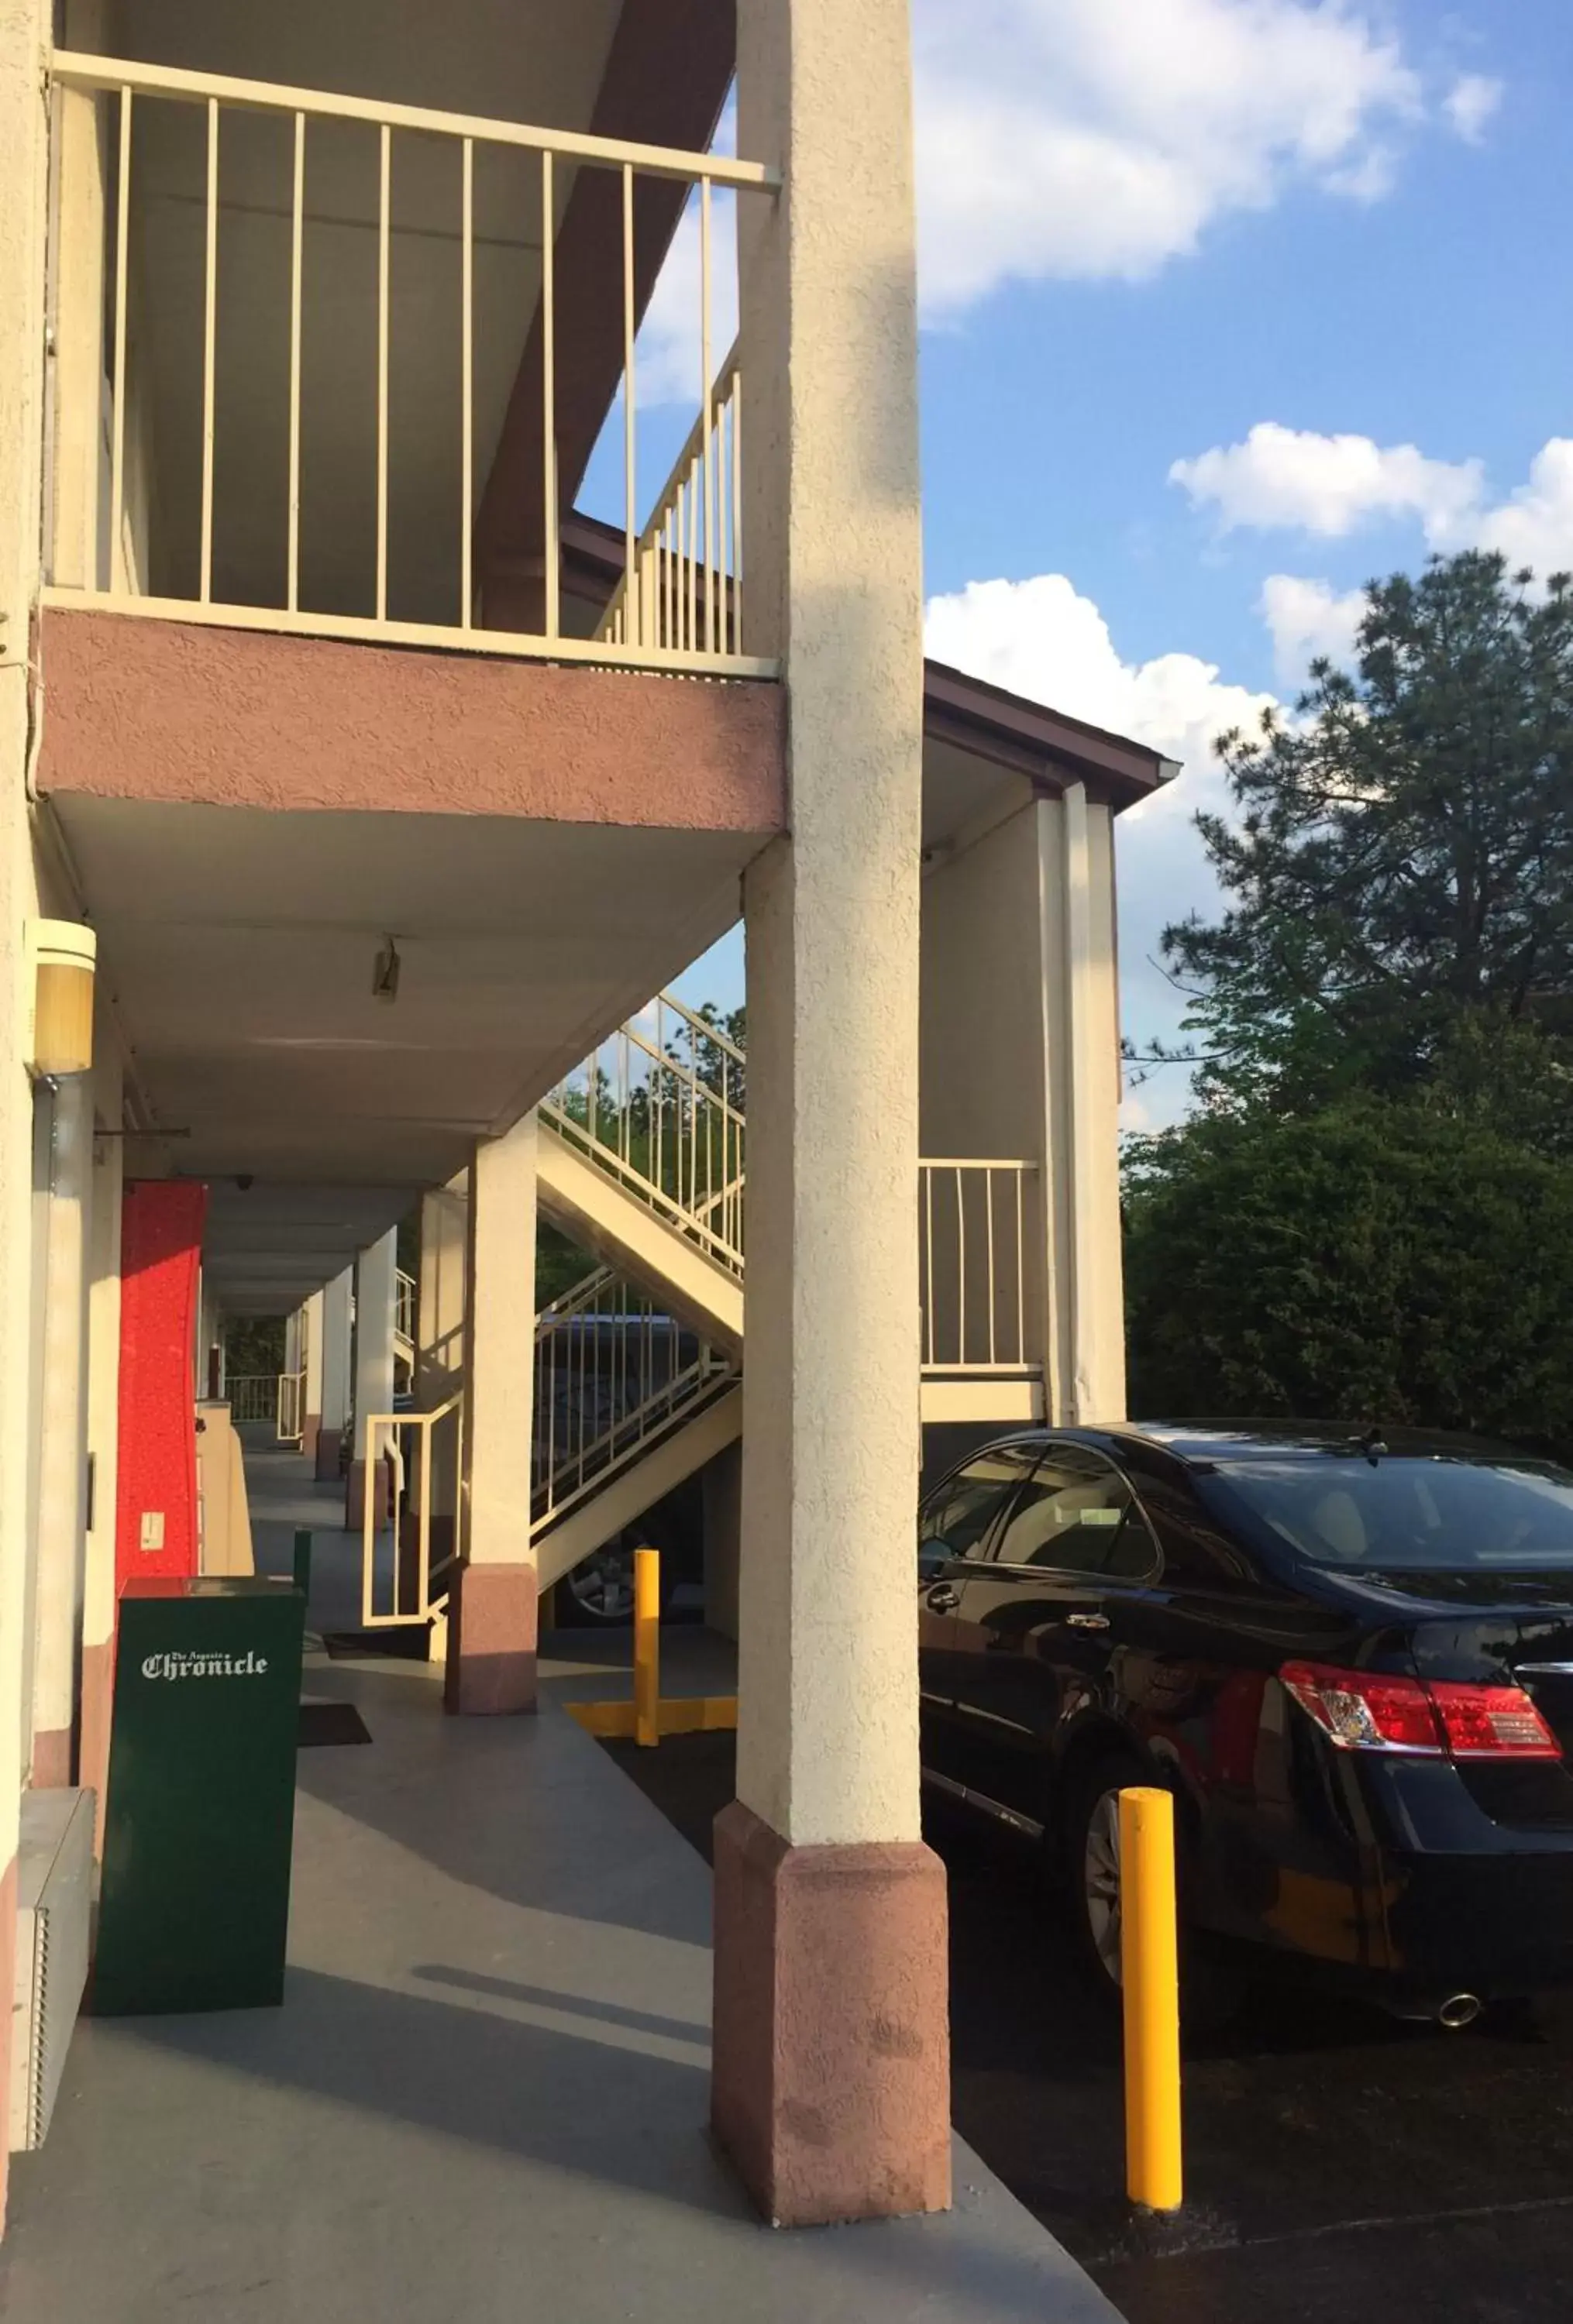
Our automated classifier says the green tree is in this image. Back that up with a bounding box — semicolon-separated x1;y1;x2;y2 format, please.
1124;1102;1573;1443
1160;552;1573;1139
1126;552;1573;1439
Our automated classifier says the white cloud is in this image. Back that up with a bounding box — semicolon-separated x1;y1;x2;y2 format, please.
634;4;1499;404
1260;572;1365;682
1172;425;1573;577
1444;72;1502;143
1472;439;1573;576
1170;422;1483;539
907;0;1486;313
924;572;1279;1127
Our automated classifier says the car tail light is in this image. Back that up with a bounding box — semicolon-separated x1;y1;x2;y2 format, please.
1427;1681;1561;1759
1280;1662;1561;1762
1280;1662;1441;1754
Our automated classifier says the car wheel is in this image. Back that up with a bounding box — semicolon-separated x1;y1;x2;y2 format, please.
1065;1755;1151;2001
563;1544;637;1624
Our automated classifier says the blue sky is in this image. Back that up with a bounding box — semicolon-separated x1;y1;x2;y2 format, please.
595;1;1572;1119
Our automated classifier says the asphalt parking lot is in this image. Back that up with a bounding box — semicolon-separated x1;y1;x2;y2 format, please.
604;1729;1573;2324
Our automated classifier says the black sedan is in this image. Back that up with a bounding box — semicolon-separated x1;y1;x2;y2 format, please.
917;1423;1573;2024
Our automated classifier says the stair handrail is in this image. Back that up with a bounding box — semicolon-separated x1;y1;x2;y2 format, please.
360;1392;463;1629
542;989;745;1274
532;1260;735;1538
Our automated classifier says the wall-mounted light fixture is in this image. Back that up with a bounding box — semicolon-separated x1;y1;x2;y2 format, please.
27;919;97;1075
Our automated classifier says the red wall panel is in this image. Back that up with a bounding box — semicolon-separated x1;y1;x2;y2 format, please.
116;1181;207;1596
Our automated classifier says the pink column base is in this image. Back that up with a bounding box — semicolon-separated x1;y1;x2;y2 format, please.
711;1799;952;2227
444;1562;538;1715
31;1728;73;1788
314;1425;343;1483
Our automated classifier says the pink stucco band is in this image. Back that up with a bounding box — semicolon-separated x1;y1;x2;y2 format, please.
38;610;786;833
711;1799;952;2226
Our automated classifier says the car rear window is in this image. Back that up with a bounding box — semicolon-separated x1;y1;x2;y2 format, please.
1203;1456;1573;1571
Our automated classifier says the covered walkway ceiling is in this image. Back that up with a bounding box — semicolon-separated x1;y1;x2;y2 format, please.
57;796;759;1312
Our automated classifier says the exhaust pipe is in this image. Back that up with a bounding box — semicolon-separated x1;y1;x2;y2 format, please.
1437;1992;1483;2030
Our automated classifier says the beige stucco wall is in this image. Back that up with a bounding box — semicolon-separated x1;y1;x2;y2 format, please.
302;1285;325;1415
29;1067;93;1782
918;786;1127;1415
78;1019;124;1842
919;792;1052;1372
417;1174;468;1407
919;791;1047;1161
353;1229;398;1462
0;0;53;2230
732;0;925;1851
318;1265;353;1435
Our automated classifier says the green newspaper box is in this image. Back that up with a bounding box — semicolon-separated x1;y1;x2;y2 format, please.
94;1576;305;2016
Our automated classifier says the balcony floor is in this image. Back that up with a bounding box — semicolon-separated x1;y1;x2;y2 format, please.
0;1448;1118;2323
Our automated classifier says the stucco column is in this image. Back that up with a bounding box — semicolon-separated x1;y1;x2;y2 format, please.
79;1037;123;1855
346;1231;397;1528
0;0;53;2236
30;1072;93;1786
713;0;948;2229
315;1263;353;1479
446;1112;536;1715
301;1286;325;1463
1042;786;1127;1424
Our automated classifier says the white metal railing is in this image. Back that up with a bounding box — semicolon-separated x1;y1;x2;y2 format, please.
597;344;742;657
545;995;1041;1377
543;992;745;1275
46;53;778;679
394;1267;417;1353
360;1394;463;1628
276;1368;307;1443
228;1373;277;1425
919;1161;1038;1373
532;1265;734;1538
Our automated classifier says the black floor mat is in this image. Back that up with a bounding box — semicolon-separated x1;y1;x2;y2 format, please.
298;1700;372;1748
319;1627;430;1662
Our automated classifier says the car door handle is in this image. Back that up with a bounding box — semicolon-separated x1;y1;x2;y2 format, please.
1066;1612;1110;1631
925;1583;960;1614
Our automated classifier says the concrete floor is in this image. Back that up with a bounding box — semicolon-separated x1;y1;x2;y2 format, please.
610;1727;1573;2324
0;1446;1121;2323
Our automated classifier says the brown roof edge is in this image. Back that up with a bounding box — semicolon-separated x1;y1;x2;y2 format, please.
921;660;1170;813
562;514;1173;814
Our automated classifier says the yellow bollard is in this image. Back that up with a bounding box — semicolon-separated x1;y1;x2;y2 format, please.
633;1546;660;1748
1120;1786;1183;2212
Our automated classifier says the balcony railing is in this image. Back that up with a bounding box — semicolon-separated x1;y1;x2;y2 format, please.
45;53;778;679
597;345;743;659
919;1161;1039;1373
